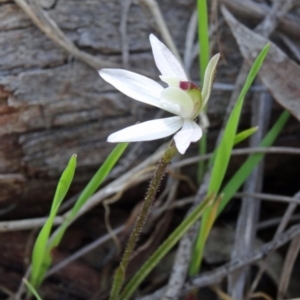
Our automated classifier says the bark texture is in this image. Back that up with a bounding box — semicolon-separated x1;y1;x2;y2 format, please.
0;0;198;214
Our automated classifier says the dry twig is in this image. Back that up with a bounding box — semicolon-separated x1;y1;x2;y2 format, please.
184;224;300;292
257;214;300;231
13;0;117;69
277;233;300;299
46;226;124;277
138;0;181;62
119;0;132;68
235;192;300;205
220;0;299;37
140;224;300;300
229;91;272;299
247;192;300;296
184;9;198;73
172;146;300;169
279;34;300;62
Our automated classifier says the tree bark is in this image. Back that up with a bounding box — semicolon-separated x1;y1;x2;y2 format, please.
0;0;197;215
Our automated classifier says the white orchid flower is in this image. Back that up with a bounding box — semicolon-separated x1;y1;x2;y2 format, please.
99;34;220;154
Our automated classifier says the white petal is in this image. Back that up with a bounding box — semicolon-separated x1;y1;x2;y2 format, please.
159;76;180;87
160;87;193;118
99;69;163;109
150;34;188;80
160;101;181;116
107;116;183;142
174;120;202;154
201;53;220;109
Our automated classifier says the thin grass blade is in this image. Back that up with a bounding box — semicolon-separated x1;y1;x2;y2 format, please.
197;0;209;82
30;154;76;288
34;143;128;284
234;127;259;145
197;0;210;182
49;143;128;249
23;278;43;300
190;44;270;276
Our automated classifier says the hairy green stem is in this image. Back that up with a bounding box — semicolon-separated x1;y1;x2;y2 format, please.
109;141;178;300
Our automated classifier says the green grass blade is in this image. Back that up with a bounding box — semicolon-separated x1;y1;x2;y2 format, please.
208;44;270;195
190;44;270;276
33;144;128;285
32;143;128;284
23;279;43;300
119;194;216;300
197;0;210;182
234;127;258;145
30;154;76;288
50;154;77;212
219;110;290;213
71;142;129;216
197;0;209;82
49;143;128;248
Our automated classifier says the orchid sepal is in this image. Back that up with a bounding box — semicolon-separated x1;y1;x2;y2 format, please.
201;53;221;109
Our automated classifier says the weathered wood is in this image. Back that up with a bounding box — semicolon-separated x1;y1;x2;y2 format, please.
0;0;196;212
221;0;300;38
0;0;296;215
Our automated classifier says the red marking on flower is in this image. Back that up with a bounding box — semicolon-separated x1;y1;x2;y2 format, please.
179;81;190;90
180;81;200;91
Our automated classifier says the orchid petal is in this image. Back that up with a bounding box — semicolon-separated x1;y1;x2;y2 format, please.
159;76;180;87
99;69;163;109
189;121;203;142
107;116;183;142
150;34;188;80
174;120;202;154
160;87;193;118
201;53;220;109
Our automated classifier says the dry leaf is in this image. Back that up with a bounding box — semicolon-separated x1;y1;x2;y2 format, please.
222;5;300;122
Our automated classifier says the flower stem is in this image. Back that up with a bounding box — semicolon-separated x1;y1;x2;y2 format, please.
109;141;178;300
